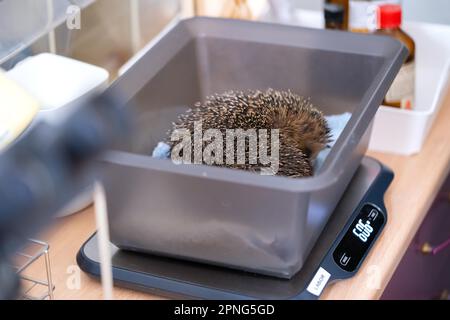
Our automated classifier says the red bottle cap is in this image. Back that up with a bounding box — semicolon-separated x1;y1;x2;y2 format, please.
378;4;402;29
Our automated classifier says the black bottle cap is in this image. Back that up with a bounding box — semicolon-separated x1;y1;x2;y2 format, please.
324;3;344;24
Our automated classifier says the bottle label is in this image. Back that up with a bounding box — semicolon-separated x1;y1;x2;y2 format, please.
349;1;372;31
385;61;415;110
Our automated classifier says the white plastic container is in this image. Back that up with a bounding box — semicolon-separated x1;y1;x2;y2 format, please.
369;22;450;155
7;53;109;124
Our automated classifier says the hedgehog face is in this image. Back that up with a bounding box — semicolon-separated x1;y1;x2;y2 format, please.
285;121;330;160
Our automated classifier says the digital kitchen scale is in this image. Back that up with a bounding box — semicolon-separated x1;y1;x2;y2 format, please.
77;157;393;299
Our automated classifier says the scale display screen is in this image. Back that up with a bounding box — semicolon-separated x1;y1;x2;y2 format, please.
333;204;385;272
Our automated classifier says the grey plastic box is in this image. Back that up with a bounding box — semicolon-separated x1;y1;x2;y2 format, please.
102;17;406;279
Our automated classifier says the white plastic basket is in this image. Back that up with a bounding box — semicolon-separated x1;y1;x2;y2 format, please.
369;22;450;155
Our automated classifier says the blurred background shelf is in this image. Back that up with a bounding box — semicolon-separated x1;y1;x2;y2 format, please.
1;0;181;79
0;0;95;65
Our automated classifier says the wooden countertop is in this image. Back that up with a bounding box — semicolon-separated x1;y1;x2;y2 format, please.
39;90;450;300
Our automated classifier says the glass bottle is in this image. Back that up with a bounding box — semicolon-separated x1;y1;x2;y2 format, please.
326;0;349;30
324;3;345;30
376;4;415;109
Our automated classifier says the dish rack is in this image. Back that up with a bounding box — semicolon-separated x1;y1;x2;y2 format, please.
12;239;55;300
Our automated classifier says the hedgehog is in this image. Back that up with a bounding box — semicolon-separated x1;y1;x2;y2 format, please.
167;89;331;178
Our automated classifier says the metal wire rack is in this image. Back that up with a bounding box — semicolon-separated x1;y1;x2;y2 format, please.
12;239;55;300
